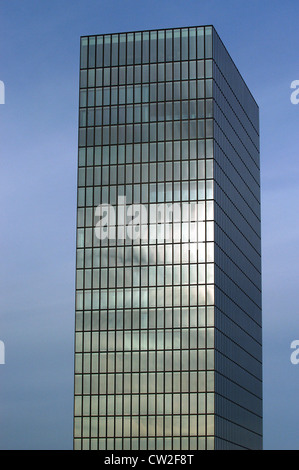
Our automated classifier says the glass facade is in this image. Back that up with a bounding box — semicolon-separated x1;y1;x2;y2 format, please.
212;30;262;449
74;26;262;450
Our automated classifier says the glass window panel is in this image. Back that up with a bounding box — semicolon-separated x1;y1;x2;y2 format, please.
135;32;142;64
103;35;111;67
205;26;213;58
165;30;172;61
150;30;157;63
197;27;204;58
80;37;88;68
142;32;149;63
88;37;96;68
119;34;126;65
181;29;188;60
127;33;134;65
158;30;165;62
96;36;103;67
173;29;180;61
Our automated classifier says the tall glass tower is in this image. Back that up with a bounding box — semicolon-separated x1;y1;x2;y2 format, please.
74;26;262;450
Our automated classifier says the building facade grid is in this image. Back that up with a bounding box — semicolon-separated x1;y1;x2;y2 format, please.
73;25;262;451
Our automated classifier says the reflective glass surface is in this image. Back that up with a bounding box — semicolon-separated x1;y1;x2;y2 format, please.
74;26;261;451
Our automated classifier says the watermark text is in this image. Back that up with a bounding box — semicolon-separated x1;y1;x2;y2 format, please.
94;197;210;244
290;80;299;104
290;340;299;365
0;340;5;365
0;80;5;104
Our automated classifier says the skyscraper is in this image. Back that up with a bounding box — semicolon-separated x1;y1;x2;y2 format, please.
74;26;262;450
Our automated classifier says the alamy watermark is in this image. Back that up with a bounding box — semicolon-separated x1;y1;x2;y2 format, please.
0;81;5;360
0;340;5;365
0;80;5;104
290;80;299;104
290;340;299;365
94;197;211;244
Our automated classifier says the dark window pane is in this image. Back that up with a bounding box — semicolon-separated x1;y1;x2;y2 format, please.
197;27;204;59
189;28;196;60
96;36;103;67
181;29;188;60
80;37;88;69
119;34;126;65
150;31;157;63
135;32;142;64
103;35;111;67
158;30;165;63
142;32;149;63
205;27;213;58
166;30;173;62
174;29;180;61
80;70;87;88
127;33;134;65
89;37;96;68
111;35;118;66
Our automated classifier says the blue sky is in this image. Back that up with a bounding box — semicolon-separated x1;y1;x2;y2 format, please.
0;0;298;450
